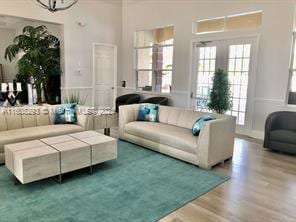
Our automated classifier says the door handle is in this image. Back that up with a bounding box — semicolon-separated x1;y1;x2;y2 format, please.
190;92;199;99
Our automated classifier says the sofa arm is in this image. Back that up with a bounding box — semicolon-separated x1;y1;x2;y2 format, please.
263;112;283;148
119;104;140;137
76;106;95;131
197;116;236;169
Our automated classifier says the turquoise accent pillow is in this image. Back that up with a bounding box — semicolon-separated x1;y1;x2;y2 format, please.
137;104;159;122
192;115;216;136
55;103;77;124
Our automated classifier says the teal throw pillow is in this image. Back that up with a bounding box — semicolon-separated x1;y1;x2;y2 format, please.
137;104;159;122
192;115;216;136
55;103;77;124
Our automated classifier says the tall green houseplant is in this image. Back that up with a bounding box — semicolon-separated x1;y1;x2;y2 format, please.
208;69;232;114
4;25;61;104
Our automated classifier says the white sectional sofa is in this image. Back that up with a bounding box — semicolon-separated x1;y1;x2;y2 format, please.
0;105;94;164
119;104;236;169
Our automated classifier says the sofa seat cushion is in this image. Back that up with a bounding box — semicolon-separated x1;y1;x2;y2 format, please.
124;121;198;154
0;124;83;153
270;129;296;144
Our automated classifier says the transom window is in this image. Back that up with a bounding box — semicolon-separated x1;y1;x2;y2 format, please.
135;26;174;93
194;11;262;35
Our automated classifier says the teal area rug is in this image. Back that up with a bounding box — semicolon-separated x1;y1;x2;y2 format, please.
0;140;229;222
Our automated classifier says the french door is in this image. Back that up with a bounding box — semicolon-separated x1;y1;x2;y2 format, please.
190;37;258;133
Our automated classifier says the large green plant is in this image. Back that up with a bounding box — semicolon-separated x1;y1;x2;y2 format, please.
208;69;232;114
4;25;61;104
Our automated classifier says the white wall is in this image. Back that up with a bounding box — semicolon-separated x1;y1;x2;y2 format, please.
0;0;122;106
0;27;17;82
120;0;296;138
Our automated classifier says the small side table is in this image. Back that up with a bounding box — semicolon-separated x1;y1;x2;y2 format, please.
93;111;118;136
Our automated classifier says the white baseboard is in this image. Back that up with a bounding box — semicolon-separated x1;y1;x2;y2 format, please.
236;129;264;140
250;130;264;140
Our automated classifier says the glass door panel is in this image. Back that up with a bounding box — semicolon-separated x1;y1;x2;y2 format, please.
191;42;218;112
225;44;251;125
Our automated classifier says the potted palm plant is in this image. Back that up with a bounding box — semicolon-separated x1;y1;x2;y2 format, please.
5;25;61;104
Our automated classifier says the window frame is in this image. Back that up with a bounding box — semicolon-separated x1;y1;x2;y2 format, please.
287;32;296;105
289;33;296;91
134;28;174;93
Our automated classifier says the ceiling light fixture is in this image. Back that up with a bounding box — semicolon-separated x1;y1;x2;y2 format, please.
35;0;78;12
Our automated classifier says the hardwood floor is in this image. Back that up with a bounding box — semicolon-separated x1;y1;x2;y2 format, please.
108;128;295;221
159;137;296;222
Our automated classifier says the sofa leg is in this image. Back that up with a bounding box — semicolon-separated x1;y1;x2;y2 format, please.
198;165;212;170
221;160;225;166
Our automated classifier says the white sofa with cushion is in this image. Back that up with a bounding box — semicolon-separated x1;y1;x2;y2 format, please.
119;104;236;169
0;105;94;164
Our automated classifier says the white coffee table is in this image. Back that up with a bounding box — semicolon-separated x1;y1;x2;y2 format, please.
5;140;60;184
70;131;117;168
41;135;92;183
5;131;117;184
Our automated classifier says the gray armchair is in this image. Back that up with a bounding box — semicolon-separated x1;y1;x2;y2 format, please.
141;97;169;105
115;93;141;112
264;111;296;154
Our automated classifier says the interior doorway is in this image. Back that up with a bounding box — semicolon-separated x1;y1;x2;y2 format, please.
92;43;117;109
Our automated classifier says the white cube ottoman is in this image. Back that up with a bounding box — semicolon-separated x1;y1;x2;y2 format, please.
5;142;59;184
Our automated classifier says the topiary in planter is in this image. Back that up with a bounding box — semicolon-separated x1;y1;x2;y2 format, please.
208;69;232;114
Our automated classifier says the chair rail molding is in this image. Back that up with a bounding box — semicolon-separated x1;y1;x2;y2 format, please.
250;130;264;140
254;97;286;105
61;86;93;90
116;86;187;96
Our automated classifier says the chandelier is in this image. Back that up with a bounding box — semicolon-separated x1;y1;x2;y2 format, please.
35;0;78;12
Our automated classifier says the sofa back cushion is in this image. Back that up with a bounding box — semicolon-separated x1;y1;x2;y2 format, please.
5;108;23;130
0;109;7;131
0;106;51;131
76;106;95;130
158;106;223;130
0;105;94;132
273;111;296;131
22;112;37;128
45;105;58;124
36;108;51;126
